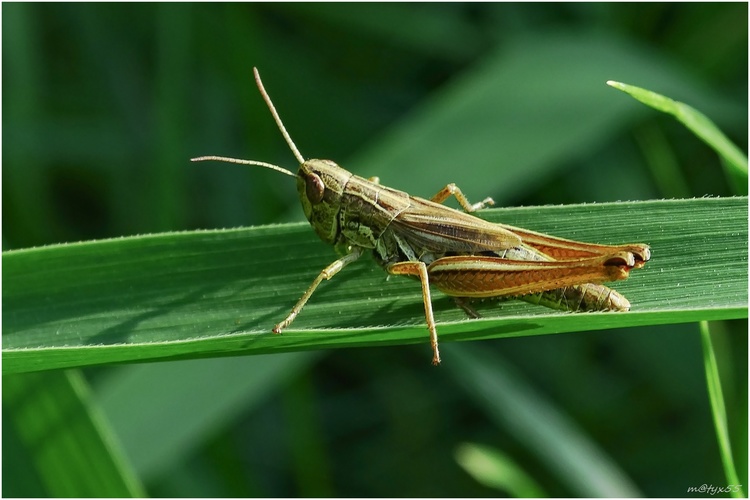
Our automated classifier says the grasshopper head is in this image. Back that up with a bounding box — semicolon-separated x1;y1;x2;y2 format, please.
192;70;357;247
297;159;353;245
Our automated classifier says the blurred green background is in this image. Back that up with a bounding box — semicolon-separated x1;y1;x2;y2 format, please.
3;3;747;497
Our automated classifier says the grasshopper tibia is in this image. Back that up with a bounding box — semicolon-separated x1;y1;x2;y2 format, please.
385;261;441;365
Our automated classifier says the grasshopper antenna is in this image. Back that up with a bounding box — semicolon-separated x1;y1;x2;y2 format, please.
189;156;295;178
253;67;306;165
191;68;304;178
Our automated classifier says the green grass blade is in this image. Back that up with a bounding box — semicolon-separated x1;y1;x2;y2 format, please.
3;370;144;497
96;352;321;482
455;442;547;497
4;197;747;374
700;321;745;498
607;80;748;192
448;344;641;496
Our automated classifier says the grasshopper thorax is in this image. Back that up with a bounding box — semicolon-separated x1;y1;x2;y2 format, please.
297;159;353;245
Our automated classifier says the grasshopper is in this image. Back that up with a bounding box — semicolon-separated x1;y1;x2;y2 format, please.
193;68;651;365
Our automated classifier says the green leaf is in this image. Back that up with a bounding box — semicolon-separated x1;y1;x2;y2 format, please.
4;197;747;374
607;80;748;192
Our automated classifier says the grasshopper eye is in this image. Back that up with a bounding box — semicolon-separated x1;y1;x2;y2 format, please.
305;173;325;204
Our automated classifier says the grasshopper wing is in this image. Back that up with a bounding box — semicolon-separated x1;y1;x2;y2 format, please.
390;196;522;254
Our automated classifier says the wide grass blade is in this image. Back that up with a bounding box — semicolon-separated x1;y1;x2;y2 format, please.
4;197;747;374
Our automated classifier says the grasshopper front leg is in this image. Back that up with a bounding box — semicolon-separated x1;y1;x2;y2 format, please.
274;247;364;333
